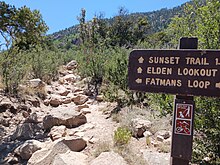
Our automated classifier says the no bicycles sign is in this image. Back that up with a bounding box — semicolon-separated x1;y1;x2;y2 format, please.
174;103;193;136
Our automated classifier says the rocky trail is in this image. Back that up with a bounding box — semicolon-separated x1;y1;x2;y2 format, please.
0;60;171;165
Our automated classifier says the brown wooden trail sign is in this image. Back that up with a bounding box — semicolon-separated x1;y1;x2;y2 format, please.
128;37;220;165
128;49;220;97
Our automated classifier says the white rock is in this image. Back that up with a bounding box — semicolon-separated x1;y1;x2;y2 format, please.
49;125;67;141
155;130;171;140
43;108;87;130
90;151;128;165
156;135;164;142
63;74;77;83
29;79;45;88
142;150;170;165
56;85;70;96
53;151;88;165
66;60;77;70
143;131;152;138
131;118;152;137
28;137;87;165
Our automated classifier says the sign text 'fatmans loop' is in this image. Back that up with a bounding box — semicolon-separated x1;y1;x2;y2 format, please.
128;49;220;97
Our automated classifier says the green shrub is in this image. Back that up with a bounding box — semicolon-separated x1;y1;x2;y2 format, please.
0;48;30;94
114;127;132;146
147;93;173;116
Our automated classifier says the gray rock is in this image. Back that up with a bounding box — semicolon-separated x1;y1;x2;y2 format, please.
143;131;152;138
12;123;43;140
156;135;164;142
155;130;171;140
43;108;87;130
90;151;128;165
14;140;44;160
49;125;67;141
29;79;45;88
142;150;170;165
53;151;88;165
28;137;87;165
131;118;152;137
63;74;77;83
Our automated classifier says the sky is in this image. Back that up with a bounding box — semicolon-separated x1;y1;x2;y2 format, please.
3;0;190;34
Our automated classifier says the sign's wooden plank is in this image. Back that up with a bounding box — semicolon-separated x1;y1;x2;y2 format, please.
128;49;220;97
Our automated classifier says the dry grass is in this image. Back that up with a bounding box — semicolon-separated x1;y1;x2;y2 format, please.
0;75;4;90
93;142;111;158
157;143;171;153
114;145;149;165
18;85;47;99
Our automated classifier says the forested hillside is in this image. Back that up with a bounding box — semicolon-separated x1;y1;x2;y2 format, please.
0;0;219;164
50;3;186;47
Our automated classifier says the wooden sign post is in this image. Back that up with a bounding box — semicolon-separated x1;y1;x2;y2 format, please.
171;37;197;165
128;37;220;164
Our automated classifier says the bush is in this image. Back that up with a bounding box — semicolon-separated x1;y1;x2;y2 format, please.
147;93;173;116
0;48;30;94
192;97;220;164
114;127;132;146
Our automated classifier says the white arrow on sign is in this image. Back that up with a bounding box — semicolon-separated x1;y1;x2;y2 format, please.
138;57;144;63
136;78;142;84
215;82;220;89
137;67;143;73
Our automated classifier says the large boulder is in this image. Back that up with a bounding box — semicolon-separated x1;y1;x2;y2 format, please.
53;151;88;165
60;136;87;152
14;140;44;160
90;152;128;165
27;137;86;165
43;108;87;130
131;118;152;137
12;123;43;140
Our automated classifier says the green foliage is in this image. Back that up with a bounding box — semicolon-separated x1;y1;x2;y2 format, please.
114;127;132;146
147;93;173;116
165;0;220;163
0;1;48;50
193;97;220;163
166;0;220;49
28;47;62;82
0;46;68;94
0;48;30;93
104;48;128;91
